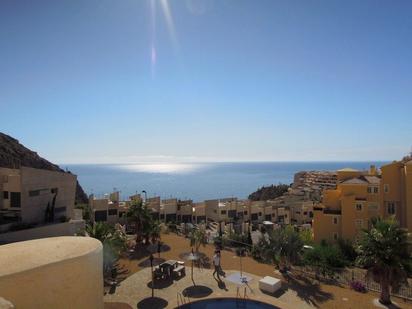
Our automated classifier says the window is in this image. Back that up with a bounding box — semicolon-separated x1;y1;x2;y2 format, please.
309;211;313;218
10;192;21;208
258;212;262;216
355;219;363;229
387;202;396;215
108;209;118;216
272;213;276;217
303;211;307;215
333;233;338;241
374;187;379;194
29;190;40;197
333;217;338;224
244;211;248;215
177;206;181;211
3;191;9;199
51;188;58;194
94;210;107;222
221;210;227;215
384;184;389;193
367;187;372;194
228;210;236;218
356;204;362;211
296;211;301;215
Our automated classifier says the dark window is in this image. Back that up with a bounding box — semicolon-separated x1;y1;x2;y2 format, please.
244;211;248;215
95;210;107;222
10;192;21;208
108;209;118;216
333;217;338;224
258;212;262;216
303;212;307;215
177;206;181;211
309;211;313;218
160;214;165;220
29;190;40;197
3;191;9;199
367;187;372;194
228;210;236;218
374;187;379;193
387;202;396;215
221;210;227;215
265;214;271;221
251;213;258;221
119;212;125;218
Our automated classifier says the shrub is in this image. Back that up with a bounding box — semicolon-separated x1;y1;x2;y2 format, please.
350;280;367;293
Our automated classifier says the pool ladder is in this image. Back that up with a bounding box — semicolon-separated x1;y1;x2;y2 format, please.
177;292;190;306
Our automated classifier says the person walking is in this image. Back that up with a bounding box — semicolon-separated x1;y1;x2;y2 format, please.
212;250;224;280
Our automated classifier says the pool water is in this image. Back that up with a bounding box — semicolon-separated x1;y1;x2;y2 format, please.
178;298;281;309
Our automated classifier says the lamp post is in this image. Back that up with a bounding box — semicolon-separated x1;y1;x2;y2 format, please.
142;190;147;205
149;253;154;298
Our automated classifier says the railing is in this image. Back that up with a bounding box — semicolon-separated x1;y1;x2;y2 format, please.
177;292;190;306
292;266;412;302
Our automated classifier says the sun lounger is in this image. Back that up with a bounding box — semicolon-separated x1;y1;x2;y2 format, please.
172;265;185;277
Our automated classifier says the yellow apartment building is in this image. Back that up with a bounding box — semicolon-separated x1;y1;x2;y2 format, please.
313;161;412;243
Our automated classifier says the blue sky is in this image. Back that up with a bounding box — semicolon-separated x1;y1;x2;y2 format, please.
1;0;411;163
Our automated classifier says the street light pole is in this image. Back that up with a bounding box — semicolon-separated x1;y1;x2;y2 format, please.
149;253;154;298
142;190;147;205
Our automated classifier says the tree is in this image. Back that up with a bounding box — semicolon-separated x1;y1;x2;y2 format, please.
303;241;346;278
356;217;412;305
126;200;154;246
260;226;303;271
189;226;207;253
85;222;127;275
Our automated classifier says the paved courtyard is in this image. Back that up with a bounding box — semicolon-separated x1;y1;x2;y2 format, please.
104;266;312;309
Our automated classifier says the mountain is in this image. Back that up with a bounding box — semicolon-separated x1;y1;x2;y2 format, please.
0;132;88;204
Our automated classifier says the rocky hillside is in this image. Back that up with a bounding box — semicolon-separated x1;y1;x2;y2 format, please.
248;183;290;201
0;132;88;204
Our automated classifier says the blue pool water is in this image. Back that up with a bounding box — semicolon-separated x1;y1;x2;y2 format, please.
178;298;281;309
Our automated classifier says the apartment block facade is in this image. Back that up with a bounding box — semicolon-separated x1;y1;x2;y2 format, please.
0;166;77;232
313;161;412;243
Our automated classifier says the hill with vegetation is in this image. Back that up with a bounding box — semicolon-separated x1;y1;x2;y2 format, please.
0;132;88;204
248;183;290;201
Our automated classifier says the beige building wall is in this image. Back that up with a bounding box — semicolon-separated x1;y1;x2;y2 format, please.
0;237;103;309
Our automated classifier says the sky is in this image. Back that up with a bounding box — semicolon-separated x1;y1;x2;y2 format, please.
1;0;411;163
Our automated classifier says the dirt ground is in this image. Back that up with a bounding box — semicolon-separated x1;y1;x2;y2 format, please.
116;232;412;309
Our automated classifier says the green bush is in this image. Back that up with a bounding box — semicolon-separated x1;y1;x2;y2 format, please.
303;242;347;278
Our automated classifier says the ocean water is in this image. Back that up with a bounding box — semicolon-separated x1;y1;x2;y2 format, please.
65;161;386;202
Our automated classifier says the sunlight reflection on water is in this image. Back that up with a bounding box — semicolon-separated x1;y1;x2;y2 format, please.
117;163;205;174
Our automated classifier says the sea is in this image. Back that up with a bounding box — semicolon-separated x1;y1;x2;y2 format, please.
64;161;386;202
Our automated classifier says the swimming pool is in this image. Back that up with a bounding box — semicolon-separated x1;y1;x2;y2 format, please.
177;298;281;309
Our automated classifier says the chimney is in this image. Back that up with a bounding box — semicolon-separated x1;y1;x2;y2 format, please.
369;165;377;175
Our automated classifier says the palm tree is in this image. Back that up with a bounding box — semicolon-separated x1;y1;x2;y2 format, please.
126;200;153;246
189;226;207;253
85;222;127;274
261;226;303;272
356;217;411;305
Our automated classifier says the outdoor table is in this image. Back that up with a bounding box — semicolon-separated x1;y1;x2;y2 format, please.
226;272;253;298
